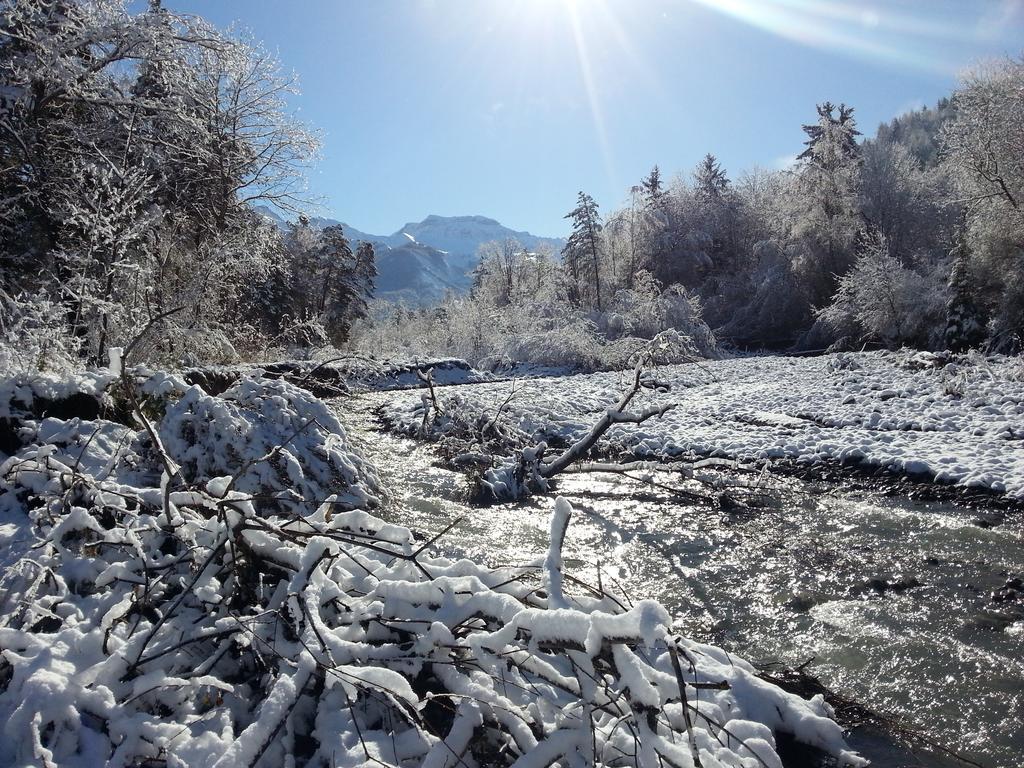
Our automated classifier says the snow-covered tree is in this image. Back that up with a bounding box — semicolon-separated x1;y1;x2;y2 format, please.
859;139;956;261
944;229;986;351
641;164;665;207
473;238;526;307
693;153;729;203
818;232;947;348
942;56;1024;349
789;102;864;307
0;0;319;363
562;191;604;310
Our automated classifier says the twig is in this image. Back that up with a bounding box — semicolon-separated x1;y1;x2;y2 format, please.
668;642;703;768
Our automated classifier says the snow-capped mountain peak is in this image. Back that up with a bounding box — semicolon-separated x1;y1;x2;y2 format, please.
251;207;565;306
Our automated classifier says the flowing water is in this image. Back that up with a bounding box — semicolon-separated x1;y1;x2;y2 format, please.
338;392;1024;768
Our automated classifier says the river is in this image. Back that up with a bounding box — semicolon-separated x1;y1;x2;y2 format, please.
338;388;1024;768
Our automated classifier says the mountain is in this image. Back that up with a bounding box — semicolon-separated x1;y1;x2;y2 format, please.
373;242;471;306
254;207;565;305
393;214;565;257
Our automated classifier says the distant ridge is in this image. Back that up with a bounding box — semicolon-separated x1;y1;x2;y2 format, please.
254;207;566;305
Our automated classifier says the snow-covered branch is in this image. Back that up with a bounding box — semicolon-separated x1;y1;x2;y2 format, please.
480;351;677;499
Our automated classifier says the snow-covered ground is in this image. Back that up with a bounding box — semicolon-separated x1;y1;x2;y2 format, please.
0;366;865;767
180;356;495;396
382;350;1024;499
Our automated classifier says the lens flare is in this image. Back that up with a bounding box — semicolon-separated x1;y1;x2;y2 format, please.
688;0;1018;74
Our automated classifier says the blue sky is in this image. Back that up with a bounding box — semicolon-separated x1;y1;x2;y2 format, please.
165;0;1023;237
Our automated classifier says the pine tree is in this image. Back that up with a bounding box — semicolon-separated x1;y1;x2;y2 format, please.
313;227;376;346
944;230;985;351
794;102;864;304
562;192;603;310
693;154;729;202
798;102;861;170
635;167;672;288
641;165;664;207
352;240;377;318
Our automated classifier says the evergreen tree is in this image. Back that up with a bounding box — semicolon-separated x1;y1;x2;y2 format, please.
793;102;864;304
693;153;729;202
798;102;861;169
944;230;986;351
351;240;378;321
637;168;669;285
562;192;604;310
641;165;664;207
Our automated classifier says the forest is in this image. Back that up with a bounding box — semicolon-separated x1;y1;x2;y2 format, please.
1;2;1023;372
360;87;1024;369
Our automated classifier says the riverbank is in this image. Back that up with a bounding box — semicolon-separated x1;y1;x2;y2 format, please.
378;349;1024;505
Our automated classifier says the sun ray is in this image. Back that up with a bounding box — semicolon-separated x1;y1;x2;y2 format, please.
565;0;618;189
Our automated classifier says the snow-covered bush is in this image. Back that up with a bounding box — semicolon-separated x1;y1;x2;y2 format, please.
817;234;948;349
503;319;604;369
605;271;667;339
159;377;381;514
0;290;82;375
359;280;718;373
660;286;718;359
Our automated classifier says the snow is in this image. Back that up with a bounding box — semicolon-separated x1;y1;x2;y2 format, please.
340;357;492;391
0;369;116;419
159;376;382;514
107;347;123;377
383;350;1024;499
0;367;865;767
543;496;572;609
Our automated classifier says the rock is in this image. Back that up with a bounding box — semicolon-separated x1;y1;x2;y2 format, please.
718;493;748;512
788;592;818;612
905;351;952;370
969;607;1024;632
991;587;1021;603
850;574;922;597
971;513;1005;529
991;577;1023;603
889;575;922;592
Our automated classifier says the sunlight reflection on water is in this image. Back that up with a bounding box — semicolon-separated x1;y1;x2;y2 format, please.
342;396;1024;768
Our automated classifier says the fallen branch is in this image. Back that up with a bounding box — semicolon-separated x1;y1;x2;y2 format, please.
480;350;677;499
